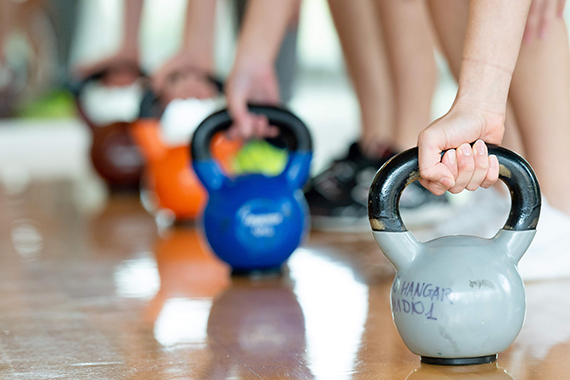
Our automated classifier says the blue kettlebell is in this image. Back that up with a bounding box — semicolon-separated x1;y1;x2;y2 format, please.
191;105;313;272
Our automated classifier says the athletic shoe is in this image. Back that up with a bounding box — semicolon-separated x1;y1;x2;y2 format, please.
424;187;570;281
518;199;570;281
511;281;570;360
306;142;453;232
420;187;509;241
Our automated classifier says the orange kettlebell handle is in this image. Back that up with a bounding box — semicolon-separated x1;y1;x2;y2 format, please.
130;119;168;162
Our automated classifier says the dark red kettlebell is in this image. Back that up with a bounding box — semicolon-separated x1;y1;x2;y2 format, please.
70;62;145;190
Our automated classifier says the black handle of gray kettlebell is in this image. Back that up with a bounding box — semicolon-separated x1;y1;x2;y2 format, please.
368;145;541;232
191;105;312;161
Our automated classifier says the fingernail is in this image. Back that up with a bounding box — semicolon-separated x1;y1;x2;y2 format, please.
448;149;456;164
475;140;486;156
461;144;471;156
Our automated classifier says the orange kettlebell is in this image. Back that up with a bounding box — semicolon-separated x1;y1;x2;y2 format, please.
131;83;241;222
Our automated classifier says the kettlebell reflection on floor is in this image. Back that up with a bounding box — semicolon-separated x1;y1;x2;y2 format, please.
144;227;230;327
205;276;311;378
142;230;311;378
406;362;514;379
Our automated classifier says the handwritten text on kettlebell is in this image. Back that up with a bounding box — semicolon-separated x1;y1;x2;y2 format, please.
392;279;453;321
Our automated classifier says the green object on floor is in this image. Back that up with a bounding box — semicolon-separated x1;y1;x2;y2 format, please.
233;140;288;176
16;89;76;119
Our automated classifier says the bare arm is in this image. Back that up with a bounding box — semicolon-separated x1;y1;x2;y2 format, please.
457;0;530;113
122;0;144;58
226;0;301;138
234;0;299;66
75;0;143;80
151;0;219;98
182;0;218;70
418;0;531;195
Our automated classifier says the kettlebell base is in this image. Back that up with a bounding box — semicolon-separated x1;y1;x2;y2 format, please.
108;184;141;194
420;354;497;366
231;266;284;277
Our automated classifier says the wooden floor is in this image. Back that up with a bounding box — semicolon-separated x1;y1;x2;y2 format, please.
0;181;569;379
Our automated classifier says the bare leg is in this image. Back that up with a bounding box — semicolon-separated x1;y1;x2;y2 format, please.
375;0;437;151
0;0;17;64
431;1;570;212
327;0;395;155
509;20;570;214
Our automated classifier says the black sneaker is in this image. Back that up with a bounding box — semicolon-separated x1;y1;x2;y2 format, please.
305;142;394;231
305;142;455;231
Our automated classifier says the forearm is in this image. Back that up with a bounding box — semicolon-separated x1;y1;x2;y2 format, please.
234;0;299;67
457;0;531;114
122;0;144;55
182;0;218;69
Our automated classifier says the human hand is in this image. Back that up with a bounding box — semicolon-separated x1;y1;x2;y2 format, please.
523;0;567;43
417;104;504;195
225;62;280;139
152;51;218;103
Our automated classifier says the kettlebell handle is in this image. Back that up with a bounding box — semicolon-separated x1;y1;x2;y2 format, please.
139;69;224;119
67;62;146;99
368;145;541;232
191;105;313;161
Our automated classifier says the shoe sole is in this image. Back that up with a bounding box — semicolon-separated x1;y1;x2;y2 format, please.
310;203;457;233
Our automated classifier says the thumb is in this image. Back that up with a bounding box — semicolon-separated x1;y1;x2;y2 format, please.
418;131;456;191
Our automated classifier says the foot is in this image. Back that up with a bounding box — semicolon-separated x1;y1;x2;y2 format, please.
426;189;570;281
518;199;570;281
425;187;509;240
305;142;393;232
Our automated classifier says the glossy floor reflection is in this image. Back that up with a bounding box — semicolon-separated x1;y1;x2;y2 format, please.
0;181;569;379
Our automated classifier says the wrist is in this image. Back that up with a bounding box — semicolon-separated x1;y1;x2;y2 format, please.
233;52;274;74
177;48;214;73
118;43;139;62
456;57;512;116
449;98;506;137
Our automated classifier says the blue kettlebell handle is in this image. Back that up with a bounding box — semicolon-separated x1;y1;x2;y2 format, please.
368;145;541;232
191;105;313;192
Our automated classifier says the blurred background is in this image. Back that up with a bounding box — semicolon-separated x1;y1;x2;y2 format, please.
1;0;569;193
0;0;454;193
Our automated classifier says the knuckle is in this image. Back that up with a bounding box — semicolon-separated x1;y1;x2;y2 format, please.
459;158;475;171
466;183;479;191
418;128;436;145
448;184;464;194
431;187;446;196
419;167;432;181
476;156;490;169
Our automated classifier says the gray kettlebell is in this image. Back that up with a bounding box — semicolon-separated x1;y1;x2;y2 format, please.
368;145;541;365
